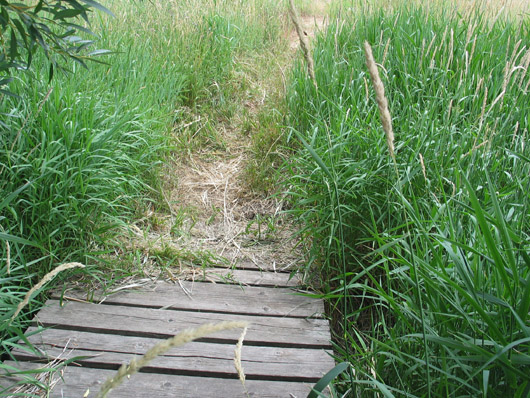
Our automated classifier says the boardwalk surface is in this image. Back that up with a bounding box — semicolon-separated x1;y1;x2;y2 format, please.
1;266;334;397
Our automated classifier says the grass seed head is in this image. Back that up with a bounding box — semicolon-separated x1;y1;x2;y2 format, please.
363;41;395;161
96;321;249;398
234;325;249;392
10;262;85;323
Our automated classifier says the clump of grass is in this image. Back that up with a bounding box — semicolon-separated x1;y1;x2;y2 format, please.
244;105;288;194
285;2;530;396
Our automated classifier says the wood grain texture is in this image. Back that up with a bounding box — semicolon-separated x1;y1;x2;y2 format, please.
15;327;334;381
1;361;314;397
35;300;332;348
54;280;323;318
187;268;301;287
5;268;332;395
208;259;296;273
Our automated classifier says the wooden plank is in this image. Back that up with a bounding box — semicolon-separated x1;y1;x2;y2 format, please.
212;259;296;273
188;268;301;287
1;362;315;397
55;280;323;318
16;327;334;381
35;300;332;348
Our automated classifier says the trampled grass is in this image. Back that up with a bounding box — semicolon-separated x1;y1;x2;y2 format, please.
285;2;530;396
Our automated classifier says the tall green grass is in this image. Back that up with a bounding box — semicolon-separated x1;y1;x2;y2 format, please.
1;0;286;392
1;4;173;385
286;3;529;396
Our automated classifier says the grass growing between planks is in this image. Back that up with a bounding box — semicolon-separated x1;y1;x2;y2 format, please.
285;2;530;396
1;0;286;393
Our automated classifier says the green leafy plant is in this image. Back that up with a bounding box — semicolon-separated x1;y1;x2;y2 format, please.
308;362;350;398
0;0;113;95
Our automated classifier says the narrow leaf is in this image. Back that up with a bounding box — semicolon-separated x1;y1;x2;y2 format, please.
87;49;112;56
54;9;85;20
80;0;115;17
307;362;350;398
0;181;31;210
293;129;333;179
9;28;18;59
0;232;41;248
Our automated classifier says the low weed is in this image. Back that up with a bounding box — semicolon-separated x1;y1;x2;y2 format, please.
244;105;288;194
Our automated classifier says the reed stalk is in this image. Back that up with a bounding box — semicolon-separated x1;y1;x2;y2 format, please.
288;0;318;89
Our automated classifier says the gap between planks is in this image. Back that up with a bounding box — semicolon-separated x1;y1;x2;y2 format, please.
1;362;314;398
209;259;297;274
12;327;333;382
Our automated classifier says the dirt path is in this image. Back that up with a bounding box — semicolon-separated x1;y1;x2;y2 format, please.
113;2;330;285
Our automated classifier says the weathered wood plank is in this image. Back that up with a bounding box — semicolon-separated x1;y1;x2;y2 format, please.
54;280;322;318
35;300;332;348
209;259;296;273
16;327;334;381
188;268;301;287
1;362;315;397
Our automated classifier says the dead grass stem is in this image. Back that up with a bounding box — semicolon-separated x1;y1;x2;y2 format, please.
10;262;85;323
288;0;317;89
96;321;249;398
6;240;10;275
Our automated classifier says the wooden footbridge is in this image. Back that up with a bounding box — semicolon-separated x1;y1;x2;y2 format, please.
2;262;334;397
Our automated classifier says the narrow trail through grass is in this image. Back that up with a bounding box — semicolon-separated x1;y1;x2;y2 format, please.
1;4;335;395
114;3;330;284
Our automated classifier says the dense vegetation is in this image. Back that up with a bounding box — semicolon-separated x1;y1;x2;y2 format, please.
286;3;530;397
1;0;286;391
2;0;529;396
0;0;114;96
